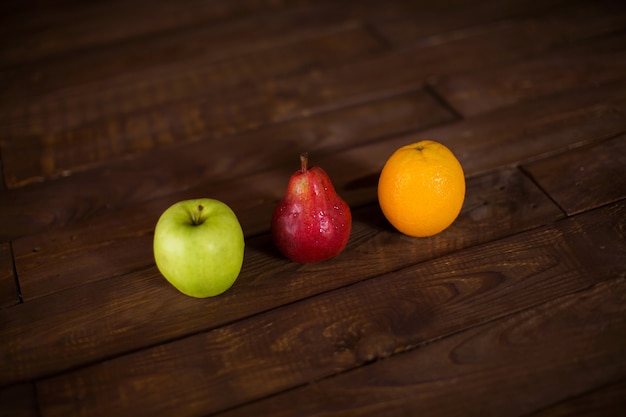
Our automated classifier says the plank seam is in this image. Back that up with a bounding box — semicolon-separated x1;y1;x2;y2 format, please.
204;274;626;416
0;144;7;190
361;21;397;51
519;375;626;417
518;166;569;217
423;82;465;122
0;5;359;72
8;241;23;304
34;382;44;417
21;199;624;396
518;130;626;217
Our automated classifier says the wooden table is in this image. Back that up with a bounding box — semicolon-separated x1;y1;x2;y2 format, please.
1;0;625;415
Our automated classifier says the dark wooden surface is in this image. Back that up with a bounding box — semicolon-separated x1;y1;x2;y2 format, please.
1;1;625;416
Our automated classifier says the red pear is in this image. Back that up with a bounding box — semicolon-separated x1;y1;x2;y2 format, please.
271;153;352;263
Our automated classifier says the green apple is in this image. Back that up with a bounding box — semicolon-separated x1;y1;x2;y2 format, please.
153;198;245;298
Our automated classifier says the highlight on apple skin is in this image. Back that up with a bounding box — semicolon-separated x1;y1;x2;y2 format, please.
153;198;245;298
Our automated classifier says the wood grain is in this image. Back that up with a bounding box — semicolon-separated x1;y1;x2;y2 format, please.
1;26;385;137
2;1;625;415
523;134;626;215
0;0;550;69
35;202;625;417
0;0;458;69
376;0;626;48
373;0;567;47
376;79;626;178
432;31;626;116
0;383;38;417
8;77;626;299
525;379;626;417
215;275;626;417
0;167;566;385
3;0;625;188
0;2;357;84
1;89;454;242
3;71;625;244
0;0;322;67
0;242;18;308
0;153;4;191
11;162;560;302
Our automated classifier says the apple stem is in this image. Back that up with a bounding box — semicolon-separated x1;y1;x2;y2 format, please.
191;205;204;225
300;152;309;173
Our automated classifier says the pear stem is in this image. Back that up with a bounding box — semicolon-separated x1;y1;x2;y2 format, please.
300;152;309;173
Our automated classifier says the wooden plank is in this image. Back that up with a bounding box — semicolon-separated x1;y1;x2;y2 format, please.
0;3;358;106
380;79;626;179
35;202;625;417
11;164;560;301
432;31;626;116
1;26;385;135
0;2;356;73
375;0;626;48
0;0;319;67
3;0;625;188
3;58;626;247
0;383;38;417
373;0;567;47
0;243;18;308
0;142;4;190
0;0;101;15
1;0;491;102
213;274;626;417
0;0;528;69
522;135;626;216
1;0;449;68
0;89;454;241
0;167;567;385
8;77;626;298
0;28;386;188
526;379;626;417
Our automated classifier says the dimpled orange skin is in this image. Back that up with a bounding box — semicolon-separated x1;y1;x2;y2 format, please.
378;140;466;237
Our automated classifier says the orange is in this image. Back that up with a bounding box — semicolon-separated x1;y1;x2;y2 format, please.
377;140;465;237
